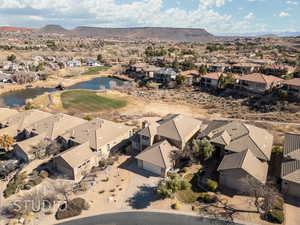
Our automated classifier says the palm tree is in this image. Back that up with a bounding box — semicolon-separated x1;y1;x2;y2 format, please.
0;134;14;152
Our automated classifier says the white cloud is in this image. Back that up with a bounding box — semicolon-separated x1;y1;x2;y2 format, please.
286;1;298;5
244;12;254;19
279;12;290;17
199;0;226;8
0;0;270;34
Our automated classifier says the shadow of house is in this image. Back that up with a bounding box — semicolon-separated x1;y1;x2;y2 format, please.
127;185;159;209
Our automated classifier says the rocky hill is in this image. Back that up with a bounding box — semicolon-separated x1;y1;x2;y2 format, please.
39;25;215;42
39;25;69;34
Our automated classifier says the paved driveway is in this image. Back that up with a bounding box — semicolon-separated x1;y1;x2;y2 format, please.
119;158;161;210
284;197;300;225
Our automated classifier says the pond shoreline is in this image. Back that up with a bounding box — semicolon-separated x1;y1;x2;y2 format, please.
0;76;127;108
0;72;110;96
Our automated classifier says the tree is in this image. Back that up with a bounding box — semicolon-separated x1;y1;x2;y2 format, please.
172;60;180;70
176;75;187;87
199;65;207;75
0;134;14;152
97;54;103;62
157;173;190;199
7;54;16;62
245;176;281;214
200;138;215;160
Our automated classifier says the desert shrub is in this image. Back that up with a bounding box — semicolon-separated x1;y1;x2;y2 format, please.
101;177;109;182
83;115;93;121
273;198;284;210
99;190;105;194
272;146;283;154
55;203;81;220
171;202;181;210
180;179;192;190
3;172;27;198
206;179;218;192
181;167;188;173
55;198;89;220
72;198;90;210
198;193;218;204
266;209;284;224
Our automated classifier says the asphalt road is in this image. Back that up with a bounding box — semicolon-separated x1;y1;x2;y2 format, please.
55;212;240;225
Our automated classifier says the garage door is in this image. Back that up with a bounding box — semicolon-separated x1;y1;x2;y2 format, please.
143;161;162;175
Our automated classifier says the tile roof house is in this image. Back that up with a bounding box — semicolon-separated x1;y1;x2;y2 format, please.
136;140;177;177
59;118;134;158
201;120;273;194
281;133;300;198
218;149;268;193
201;73;222;88
53;142;98;182
13;113;86;162
133;114;202;151
201;121;273;161
0;108;19;126
237;73;283;94
0;110;52;137
282;78;300;97
281;160;300;199
179;70;200;85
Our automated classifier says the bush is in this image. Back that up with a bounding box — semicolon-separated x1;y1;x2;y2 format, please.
266;209;284;224
180;180;191;190
181;167;188;173
83;115;93;121
3;172;27;198
171;202;181;210
273;198;284;210
55;198;89;220
99;190;105;194
157;173;186;199
198;193;218;204
206;179;218;192
72;198;90;210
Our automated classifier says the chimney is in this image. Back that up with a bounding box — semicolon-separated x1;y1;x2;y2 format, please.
142;120;149;129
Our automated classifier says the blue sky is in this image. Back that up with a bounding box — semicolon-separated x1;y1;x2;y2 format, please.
0;0;299;34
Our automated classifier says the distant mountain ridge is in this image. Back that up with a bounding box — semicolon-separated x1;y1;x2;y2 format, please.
0;26;33;32
37;25;215;42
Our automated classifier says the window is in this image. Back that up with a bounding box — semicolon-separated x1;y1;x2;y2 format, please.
142;135;149;141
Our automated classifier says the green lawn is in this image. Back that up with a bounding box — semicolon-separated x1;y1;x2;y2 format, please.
82;66;111;75
61;90;127;112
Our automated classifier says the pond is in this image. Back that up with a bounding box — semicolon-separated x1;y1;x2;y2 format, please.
0;77;125;107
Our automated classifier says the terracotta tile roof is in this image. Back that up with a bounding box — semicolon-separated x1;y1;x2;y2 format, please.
179;70;200;77
201;72;222;80
284;78;300;87
239;73;283;84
